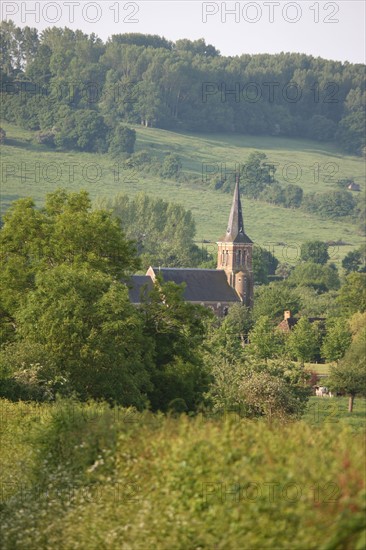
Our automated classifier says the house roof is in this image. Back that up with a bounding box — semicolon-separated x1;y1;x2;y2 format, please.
127;275;154;303
278;316;326;332
148;267;241;303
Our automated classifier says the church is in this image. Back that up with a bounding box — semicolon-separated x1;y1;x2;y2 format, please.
128;179;254;316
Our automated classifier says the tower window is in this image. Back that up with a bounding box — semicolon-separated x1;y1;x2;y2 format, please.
236;249;242;266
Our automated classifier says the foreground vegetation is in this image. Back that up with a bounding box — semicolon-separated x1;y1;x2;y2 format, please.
1;398;365;549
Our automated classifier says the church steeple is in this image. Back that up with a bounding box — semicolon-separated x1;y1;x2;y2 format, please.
223;176;252;243
217;176;254;307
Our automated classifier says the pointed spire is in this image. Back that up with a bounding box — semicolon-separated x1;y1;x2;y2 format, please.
222;174;252;243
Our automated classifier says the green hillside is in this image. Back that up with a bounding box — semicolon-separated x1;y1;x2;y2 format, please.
1;121;364;263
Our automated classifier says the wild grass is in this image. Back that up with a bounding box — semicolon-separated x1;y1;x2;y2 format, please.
0;398;365;549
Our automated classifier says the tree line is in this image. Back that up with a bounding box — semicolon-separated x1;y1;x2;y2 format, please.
1;21;365;155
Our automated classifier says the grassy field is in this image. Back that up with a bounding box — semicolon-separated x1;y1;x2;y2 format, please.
0;398;365;549
304;362;331;375
1;121;364;263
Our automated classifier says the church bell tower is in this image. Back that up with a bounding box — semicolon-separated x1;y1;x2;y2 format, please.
217;176;254;307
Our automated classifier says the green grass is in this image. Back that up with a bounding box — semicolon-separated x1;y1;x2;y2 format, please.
1;121;364;263
304;362;331;375
304;396;366;434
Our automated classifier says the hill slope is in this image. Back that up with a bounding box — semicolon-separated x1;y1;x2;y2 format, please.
0;122;364;263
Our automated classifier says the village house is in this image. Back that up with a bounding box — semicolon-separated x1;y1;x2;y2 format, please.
277;310;326;332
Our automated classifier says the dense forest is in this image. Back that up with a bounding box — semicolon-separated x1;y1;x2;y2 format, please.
1;21;365;155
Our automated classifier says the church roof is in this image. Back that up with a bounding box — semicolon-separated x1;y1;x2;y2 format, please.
218;178;253;244
128;275;154;303
148;268;241;303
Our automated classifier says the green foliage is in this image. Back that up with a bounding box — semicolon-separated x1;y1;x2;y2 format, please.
108;124;136;157
206;354;310;419
254;282;301;322
239;370;307;420
240;151;276;198
54;109;109;153
101;192;208;268
1;21;365;154
342;248;365;274
160;153;182;178
300;240;329;265
288;261;340;292
0;190;139;318
282;184;303;208
2;399;365;549
307;115;337;141
253;246;279;284
0;126;6;143
321;317;352;362
205;304;253;363
303;190;356;219
141;278;211;411
337;273;366;315
336;111;366;155
0;341;62;401
248;316;283;361
328;330;366;399
285;317;322;364
14;265;153;406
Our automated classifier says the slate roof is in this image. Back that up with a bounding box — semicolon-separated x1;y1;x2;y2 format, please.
218;178;253;244
150;268;241;303
128;275;154;303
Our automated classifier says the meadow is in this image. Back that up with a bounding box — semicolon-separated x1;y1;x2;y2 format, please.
0;397;365;549
0;121;364;264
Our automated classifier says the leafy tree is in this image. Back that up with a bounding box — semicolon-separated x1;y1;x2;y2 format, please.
0;341;60;401
253;246;279;284
342;249;363;274
283;184;303;208
321;318;352;362
328;329;366;412
285;317;321;364
336;112;366;155
0;127;6;143
100;192;205;268
248;316;283;361
337;273;366;315
239;371;307;421
13;265;153;406
307;115;336;141
303;191;356;219
254;282;301;322
161;153;182;179
206;356;310;420
240;152;276;198
206;304;253;362
109;124;136;156
300;241;329;265
0;190;140;321
288;262;340;292
141;277;211;411
109;33;173;50
275;262;294;279
54;110;109;152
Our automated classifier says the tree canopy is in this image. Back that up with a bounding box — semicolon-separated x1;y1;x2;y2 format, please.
1;22;365;154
